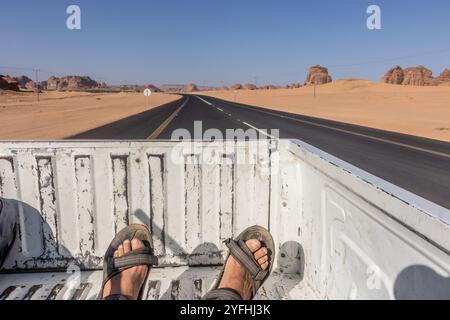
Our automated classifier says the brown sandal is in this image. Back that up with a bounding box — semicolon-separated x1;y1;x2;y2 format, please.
98;224;158;300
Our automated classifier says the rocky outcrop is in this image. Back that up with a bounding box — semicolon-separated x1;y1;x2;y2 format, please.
286;83;302;89
262;85;280;90
230;83;243;90
13;75;35;89
243;83;257;90
145;84;161;92
46;77;59;90
383;66;404;85
304;65;332;85
383;65;439;86
402;66;437;86
182;83;198;92
46;76;101;91
437;69;450;83
0;75;20;91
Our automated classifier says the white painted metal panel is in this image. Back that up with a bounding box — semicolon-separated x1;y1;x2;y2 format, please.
0;141;273;271
0;140;449;300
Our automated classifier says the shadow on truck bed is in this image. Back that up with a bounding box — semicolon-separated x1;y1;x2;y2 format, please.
394;265;450;300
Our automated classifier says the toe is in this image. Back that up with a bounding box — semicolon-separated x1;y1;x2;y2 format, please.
245;239;262;253
261;261;269;270
113;250;119;258
254;247;268;260
131;238;145;250
123;240;131;253
117;244;124;257
257;255;268;266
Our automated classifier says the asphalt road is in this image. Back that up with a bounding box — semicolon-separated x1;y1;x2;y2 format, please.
71;94;450;209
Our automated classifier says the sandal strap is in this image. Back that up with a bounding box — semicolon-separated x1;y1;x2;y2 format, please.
111;247;158;269
203;288;243;300
224;239;267;281
104;294;131;300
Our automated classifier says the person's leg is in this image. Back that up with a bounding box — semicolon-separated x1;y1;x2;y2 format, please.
0;198;17;270
101;238;149;300
204;239;270;300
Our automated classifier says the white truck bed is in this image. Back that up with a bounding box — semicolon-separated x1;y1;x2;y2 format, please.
0;268;310;300
0;140;449;300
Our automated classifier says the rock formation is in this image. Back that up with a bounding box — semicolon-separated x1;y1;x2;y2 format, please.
286;83;302;89
46;76;101;91
383;65;439;86
13;75;35;89
230;83;243;90
243;83;257;90
145;84;161;92
437;69;450;83
304;65;332;85
182;83;198;92
0;75;20;91
383;66;404;85
402;66;437;86
262;85;280;90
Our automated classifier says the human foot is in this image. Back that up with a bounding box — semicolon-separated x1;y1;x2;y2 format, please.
218;239;270;300
102;238;149;300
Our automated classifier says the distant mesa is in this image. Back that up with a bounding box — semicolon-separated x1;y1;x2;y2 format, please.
158;84;184;92
243;83;257;90
383;65;450;86
0;75;20;91
230;83;243;90
182;83;199;92
145;84;162;93
262;84;281;90
159;83;217;92
286;83;302;89
46;76;101;91
304;65;332;86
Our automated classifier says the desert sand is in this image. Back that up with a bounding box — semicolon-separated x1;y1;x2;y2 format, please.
200;79;450;142
0;90;180;139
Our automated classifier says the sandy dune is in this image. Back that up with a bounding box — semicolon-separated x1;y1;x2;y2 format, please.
201;80;450;142
0;90;180;139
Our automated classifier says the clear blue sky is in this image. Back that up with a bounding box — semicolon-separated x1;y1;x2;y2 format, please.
1;0;449;86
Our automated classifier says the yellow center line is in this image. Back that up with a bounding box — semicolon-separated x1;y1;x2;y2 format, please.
147;97;189;139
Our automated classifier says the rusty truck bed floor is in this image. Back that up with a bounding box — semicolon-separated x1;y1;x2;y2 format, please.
0;267;308;300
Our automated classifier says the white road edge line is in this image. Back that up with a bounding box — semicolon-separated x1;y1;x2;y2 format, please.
196;96;276;139
201;96;450;159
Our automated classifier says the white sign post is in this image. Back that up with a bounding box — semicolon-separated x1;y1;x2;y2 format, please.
143;88;152;108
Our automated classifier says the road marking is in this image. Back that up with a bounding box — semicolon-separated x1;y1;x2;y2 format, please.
196;96;213;105
199;96;450;159
242;121;277;139
196;96;276;139
147;97;189;139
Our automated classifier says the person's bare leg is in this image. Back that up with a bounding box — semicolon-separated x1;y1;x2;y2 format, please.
102;238;149;300
218;239;269;300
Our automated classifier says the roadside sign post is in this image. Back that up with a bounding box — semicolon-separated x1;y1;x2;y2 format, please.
143;88;152;108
